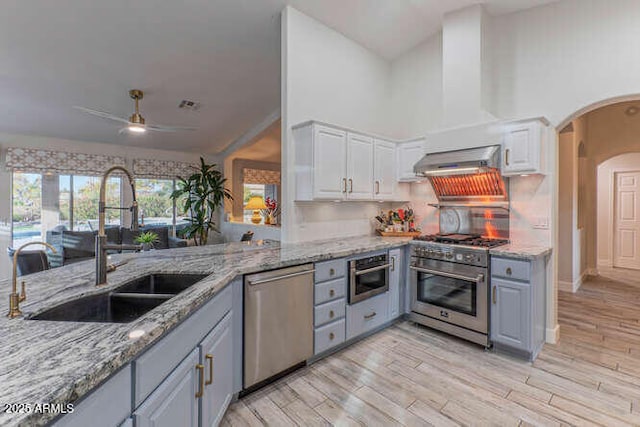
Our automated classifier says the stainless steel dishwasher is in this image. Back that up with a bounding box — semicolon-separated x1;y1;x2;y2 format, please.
244;263;314;390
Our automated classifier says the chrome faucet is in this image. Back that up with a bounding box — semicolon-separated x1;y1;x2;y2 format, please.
8;241;57;318
96;166;142;286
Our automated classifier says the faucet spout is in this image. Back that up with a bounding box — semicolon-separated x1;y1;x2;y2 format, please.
8;241;57;318
96;166;141;286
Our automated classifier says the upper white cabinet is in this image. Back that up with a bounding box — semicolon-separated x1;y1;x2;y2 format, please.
346;132;374;200
502;120;546;176
373;138;397;201
397;138;427;182
294;122;407;201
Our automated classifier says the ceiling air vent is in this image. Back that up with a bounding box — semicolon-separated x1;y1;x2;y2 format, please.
178;100;201;111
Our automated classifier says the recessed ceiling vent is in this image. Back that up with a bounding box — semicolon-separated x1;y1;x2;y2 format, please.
178;100;201;111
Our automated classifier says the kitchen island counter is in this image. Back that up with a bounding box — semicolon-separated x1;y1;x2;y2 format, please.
0;235;411;427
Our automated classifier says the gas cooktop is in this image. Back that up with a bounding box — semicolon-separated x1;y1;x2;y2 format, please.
414;233;509;248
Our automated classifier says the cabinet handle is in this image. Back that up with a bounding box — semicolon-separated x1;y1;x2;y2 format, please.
364;311;377;320
506;267;512;276
375;180;380;194
391;256;395;272
329;289;335;297
195;364;205;398
329;332;335;340
492;286;497;304
342;178;347;193
505;149;510;166
329;310;335;318
205;354;213;386
348;178;353;193
329;268;335;276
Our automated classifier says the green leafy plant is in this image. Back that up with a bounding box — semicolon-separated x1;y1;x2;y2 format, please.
134;231;160;245
170;157;233;245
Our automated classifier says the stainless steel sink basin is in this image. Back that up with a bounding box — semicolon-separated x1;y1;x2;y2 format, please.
115;273;208;295
29;273;208;323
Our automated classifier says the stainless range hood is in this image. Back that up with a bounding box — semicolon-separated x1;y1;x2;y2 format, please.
414;145;509;206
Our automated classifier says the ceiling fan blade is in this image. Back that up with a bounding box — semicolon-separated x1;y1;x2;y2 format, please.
145;123;198;132
73;106;131;125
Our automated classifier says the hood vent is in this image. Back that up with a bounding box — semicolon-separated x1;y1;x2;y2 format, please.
414;145;509;206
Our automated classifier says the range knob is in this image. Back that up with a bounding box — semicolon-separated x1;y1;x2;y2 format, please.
465;254;475;261
445;253;453;260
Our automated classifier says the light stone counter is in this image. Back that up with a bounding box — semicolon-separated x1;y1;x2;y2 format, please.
490;243;552;260
0;236;411;427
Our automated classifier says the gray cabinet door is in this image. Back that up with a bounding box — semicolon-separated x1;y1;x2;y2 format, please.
491;278;530;351
200;312;234;427
135;348;200;427
388;248;401;319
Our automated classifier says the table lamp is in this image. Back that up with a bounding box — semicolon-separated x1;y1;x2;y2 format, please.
245;196;267;224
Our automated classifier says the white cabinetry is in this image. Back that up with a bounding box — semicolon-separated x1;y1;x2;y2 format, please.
294;122;408;201
502;120;546;176
374;139;397;201
397;138;426;182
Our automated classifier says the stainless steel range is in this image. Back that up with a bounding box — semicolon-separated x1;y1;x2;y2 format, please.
410;234;508;347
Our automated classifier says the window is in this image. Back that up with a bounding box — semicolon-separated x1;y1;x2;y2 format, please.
11;173;121;246
12;173;42;247
136;179;175;227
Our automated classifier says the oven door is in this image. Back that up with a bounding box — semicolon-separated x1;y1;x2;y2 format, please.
410;259;487;333
349;261;390;304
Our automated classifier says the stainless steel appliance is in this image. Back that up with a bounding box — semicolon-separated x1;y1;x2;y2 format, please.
349;253;390;304
410;235;508;346
244;264;314;390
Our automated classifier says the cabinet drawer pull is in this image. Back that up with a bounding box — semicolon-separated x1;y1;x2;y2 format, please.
505;148;510;166
329;268;335;276
195;364;204;398
329;310;335;318
205;354;213;386
348;178;353;193
329;289;335;297
342;178;347;193
364;311;377;320
391;256;395;272
492;286;497;304
506;267;512;276
329;332;335;340
375;180;380;194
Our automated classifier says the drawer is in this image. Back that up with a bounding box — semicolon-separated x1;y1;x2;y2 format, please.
314;298;346;327
315;259;346;283
346;292;389;340
492;257;531;282
134;284;232;407
314;319;346;355
314;277;346;305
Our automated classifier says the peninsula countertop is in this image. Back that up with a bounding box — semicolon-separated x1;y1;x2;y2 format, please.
0;236;411;427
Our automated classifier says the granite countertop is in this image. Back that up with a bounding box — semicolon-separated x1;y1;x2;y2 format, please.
0;235;411;427
490;243;552;260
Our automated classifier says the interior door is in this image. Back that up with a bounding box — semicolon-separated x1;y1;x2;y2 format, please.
346;133;374;200
614;171;640;269
374;139;396;200
313;125;347;199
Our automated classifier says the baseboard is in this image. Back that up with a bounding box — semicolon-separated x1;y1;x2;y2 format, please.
587;267;599;276
558;272;585;293
546;324;560;344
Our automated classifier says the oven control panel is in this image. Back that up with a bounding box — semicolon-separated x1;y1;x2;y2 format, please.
411;243;487;267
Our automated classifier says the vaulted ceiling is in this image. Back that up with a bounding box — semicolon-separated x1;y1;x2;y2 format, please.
0;0;558;154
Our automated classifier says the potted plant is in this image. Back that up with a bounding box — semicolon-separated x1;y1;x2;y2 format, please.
171;157;233;246
135;231;160;251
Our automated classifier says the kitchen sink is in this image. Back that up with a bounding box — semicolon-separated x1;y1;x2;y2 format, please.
29;273;208;323
115;273;208;295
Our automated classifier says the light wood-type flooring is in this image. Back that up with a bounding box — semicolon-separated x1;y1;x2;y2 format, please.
222;268;640;426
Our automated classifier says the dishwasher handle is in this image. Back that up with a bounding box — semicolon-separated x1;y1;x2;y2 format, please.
247;269;315;286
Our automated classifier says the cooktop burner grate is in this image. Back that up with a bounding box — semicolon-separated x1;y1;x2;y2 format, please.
414;234;509;248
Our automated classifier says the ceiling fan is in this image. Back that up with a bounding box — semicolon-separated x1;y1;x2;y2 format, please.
74;89;197;134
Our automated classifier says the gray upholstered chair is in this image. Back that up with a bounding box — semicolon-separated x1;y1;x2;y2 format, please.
6;247;51;277
240;231;254;242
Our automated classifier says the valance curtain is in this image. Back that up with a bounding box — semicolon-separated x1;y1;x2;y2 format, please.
243;168;281;185
132;159;198;180
5;147;125;175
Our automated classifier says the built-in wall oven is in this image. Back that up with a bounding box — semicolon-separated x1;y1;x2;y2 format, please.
349;252;390;304
409;242;491;346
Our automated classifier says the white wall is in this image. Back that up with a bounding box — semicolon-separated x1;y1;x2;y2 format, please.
281;6;394;243
0;132;215;279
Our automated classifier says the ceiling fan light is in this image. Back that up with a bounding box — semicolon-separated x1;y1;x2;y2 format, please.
128;125;146;133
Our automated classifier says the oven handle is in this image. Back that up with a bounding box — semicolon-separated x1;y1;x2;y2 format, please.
353;263;391;276
409;266;484;283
